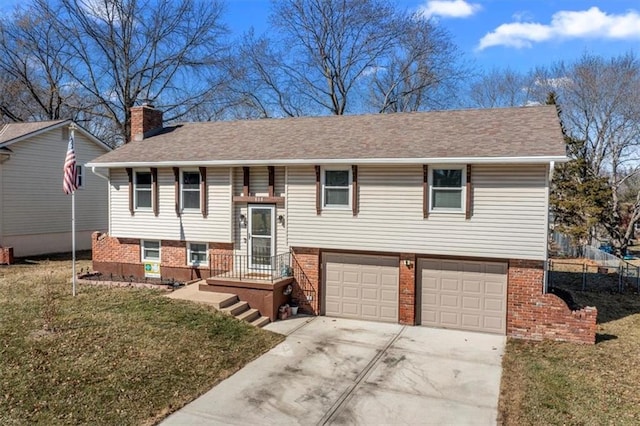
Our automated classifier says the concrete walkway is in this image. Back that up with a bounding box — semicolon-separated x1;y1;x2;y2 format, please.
161;317;505;425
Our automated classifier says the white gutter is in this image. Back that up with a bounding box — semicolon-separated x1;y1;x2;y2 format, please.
87;155;569;169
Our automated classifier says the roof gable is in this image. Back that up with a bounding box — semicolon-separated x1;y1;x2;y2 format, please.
0;120;111;152
88;106;566;167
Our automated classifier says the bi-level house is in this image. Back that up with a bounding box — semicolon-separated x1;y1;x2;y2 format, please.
0;120;110;260
86;104;597;343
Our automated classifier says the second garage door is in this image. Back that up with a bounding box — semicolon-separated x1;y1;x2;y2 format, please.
323;253;399;323
419;258;507;334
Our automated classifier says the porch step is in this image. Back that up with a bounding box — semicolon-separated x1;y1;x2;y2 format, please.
251;316;271;328
212;294;239;310
222;301;249;316
236;308;260;323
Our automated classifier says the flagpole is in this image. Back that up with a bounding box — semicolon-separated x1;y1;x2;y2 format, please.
72;189;76;296
70;123;77;297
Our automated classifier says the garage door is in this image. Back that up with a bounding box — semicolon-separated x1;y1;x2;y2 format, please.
324;253;399;323
419;258;507;334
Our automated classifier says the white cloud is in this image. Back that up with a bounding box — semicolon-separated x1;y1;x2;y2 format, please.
535;77;572;89
478;6;640;50
417;0;481;19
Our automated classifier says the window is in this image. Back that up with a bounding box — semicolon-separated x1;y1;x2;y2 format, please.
188;242;208;266
141;240;160;261
181;170;200;210
431;168;465;211
135;171;152;209
75;165;84;189
323;168;351;208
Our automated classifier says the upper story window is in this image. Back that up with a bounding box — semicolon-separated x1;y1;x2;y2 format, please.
181;170;201;210
323;168;351;208
135;171;152;209
141;240;160;261
431;167;465;212
76;164;84;189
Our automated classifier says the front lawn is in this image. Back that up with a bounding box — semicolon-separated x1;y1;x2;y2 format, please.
0;254;284;425
499;286;640;425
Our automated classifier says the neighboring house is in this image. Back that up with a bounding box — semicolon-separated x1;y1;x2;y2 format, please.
87;104;597;343
0;120;111;259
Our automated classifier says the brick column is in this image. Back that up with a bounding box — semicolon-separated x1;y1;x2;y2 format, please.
399;253;416;325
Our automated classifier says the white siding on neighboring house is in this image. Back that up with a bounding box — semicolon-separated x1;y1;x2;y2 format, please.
1;128;109;256
232;166;288;257
109;167;231;242
287;164;548;260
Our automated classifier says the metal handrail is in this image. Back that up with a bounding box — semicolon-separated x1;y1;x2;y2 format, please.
290;254;317;310
209;251;292;282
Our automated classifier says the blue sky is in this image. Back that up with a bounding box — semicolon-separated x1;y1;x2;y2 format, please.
1;0;637;73
225;0;639;72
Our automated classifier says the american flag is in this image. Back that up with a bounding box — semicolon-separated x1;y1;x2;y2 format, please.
63;132;78;195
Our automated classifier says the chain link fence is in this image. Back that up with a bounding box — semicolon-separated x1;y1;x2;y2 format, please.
549;231;640;293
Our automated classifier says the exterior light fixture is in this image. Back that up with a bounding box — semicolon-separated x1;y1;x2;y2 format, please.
239;214;247;227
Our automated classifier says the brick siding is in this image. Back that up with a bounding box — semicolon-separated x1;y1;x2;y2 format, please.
91;232;233;282
507;259;597;344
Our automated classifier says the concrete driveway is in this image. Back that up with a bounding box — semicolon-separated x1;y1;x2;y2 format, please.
161;317;505;425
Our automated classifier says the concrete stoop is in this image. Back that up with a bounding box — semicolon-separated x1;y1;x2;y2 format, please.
210;292;271;328
166;282;271;328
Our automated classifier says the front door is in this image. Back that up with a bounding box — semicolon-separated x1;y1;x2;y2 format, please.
248;205;275;269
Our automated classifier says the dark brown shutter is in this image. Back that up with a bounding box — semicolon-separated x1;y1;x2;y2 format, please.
268;166;275;197
315;165;321;215
243;167;250;197
199;167;207;218
126;168;134;215
465;164;472;219
352;165;358;216
151;168;158;216
173;167;180;216
423;165;429;218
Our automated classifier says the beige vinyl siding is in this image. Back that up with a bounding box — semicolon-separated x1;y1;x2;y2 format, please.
287;164;548;260
109;167;231;241
2;129;108;237
232;166;287;256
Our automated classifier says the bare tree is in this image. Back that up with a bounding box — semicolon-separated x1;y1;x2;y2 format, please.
0;8;79;121
265;0;398;115
467;68;539;108
369;14;467;113
543;53;640;255
34;0;229;142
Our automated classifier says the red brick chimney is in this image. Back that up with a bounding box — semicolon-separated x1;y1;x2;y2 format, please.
130;103;163;142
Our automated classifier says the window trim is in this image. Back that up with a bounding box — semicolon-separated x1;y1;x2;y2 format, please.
134;170;153;210
75;164;84;189
321;167;352;210
187;242;208;267
180;169;201;211
429;166;466;213
141;240;161;262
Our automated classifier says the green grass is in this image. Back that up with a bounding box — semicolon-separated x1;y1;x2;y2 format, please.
499;282;640;425
0;255;284;425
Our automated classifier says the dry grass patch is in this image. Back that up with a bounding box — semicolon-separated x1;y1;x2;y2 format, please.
499;287;640;425
0;254;284;425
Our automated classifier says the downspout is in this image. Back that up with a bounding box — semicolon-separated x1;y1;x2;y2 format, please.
91;166;109;181
544;161;555;293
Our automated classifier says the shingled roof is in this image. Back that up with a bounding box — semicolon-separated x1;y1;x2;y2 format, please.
87;105;566;167
0;120;67;145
